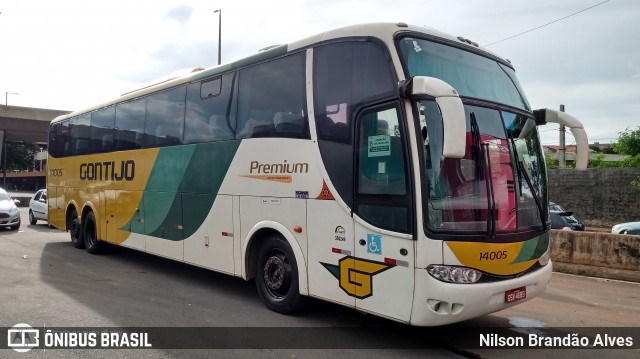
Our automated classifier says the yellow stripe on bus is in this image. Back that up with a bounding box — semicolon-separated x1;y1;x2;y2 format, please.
446;241;538;276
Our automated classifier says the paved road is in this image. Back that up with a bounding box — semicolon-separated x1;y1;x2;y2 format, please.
1;208;638;358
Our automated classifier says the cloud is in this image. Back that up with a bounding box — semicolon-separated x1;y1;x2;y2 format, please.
165;5;193;25
1;0;638;147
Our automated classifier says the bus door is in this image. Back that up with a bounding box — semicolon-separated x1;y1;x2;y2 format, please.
352;103;415;322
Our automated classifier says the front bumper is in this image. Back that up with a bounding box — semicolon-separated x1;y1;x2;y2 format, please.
0;211;20;226
410;261;553;326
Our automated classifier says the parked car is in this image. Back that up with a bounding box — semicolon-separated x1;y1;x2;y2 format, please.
0;188;21;230
611;221;640;234
549;202;566;212
29;189;48;225
549;210;585;231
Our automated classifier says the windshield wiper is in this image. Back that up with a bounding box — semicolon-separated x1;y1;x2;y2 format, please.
484;143;496;238
508;134;547;230
471;113;496;238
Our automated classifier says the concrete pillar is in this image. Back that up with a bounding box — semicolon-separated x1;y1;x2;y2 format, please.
0;130;4;187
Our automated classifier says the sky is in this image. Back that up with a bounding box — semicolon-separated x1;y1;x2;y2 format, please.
1;0;638;146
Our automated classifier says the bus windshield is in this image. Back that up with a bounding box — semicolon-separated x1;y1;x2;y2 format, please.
398;36;530;111
418;101;547;238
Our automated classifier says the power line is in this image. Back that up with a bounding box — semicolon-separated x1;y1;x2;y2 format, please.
485;0;611;47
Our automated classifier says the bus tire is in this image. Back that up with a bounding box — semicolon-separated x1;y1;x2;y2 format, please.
255;234;306;314
69;209;85;249
83;211;103;254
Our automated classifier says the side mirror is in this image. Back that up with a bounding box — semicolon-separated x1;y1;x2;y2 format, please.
534;108;589;170
400;76;466;158
13;199;21;205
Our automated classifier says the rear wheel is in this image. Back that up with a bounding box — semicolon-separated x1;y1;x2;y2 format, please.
83;211;104;254
29;210;37;225
255;234;305;314
69;209;85;248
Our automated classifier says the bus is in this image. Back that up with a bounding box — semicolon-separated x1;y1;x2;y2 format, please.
47;22;588;326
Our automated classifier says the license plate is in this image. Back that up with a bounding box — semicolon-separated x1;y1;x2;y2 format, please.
505;287;526;303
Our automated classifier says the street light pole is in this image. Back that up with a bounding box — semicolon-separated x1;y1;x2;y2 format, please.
5;92;19;105
214;9;221;65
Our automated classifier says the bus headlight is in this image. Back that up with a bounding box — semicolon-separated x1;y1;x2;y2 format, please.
427;265;482;284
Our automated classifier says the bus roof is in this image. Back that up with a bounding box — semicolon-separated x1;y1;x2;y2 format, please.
51;22;506;124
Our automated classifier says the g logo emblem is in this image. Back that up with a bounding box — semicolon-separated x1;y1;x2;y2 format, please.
321;256;394;299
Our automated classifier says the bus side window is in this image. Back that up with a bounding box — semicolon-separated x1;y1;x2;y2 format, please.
115;98;146;151
69;114;91;156
49;121;70;158
145;85;186;147
185;73;237;144
313;41;396;143
236;52;308;139
90;106;115;153
355;102;411;233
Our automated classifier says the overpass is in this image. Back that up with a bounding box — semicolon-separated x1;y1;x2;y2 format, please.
0;105;71;190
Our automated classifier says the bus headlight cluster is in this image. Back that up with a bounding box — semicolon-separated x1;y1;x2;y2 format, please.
427;265;482;284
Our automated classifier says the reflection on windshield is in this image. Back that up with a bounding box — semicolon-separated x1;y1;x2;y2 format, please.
399;37;530;111
420;100;547;237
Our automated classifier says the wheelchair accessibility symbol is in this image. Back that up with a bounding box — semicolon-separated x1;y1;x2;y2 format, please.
367;234;382;255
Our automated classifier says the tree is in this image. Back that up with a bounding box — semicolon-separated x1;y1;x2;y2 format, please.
611;127;640;190
612;127;640;157
4;142;39;171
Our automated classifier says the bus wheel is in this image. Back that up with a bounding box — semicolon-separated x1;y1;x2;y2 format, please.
69;210;85;249
255;234;305;314
83;211;103;254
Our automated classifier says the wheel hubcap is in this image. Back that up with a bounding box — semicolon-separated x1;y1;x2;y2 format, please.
263;252;291;296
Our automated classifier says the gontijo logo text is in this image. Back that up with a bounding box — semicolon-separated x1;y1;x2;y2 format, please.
80;160;135;181
7;323;151;352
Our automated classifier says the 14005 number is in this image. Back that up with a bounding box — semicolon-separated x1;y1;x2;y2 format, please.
479;251;508;261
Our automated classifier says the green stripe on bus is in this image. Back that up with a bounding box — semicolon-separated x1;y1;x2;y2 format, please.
511;232;549;264
122;141;241;240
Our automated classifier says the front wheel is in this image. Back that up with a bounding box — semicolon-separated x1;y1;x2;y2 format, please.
255;234;305;314
29;210;37;225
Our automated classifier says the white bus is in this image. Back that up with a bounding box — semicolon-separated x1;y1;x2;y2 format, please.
47;22;588;326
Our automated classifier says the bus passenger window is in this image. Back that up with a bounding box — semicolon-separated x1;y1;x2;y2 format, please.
69;114;91;156
185;73;236;144
90;106;115;153
49;121;70;158
115;98;146;151
313;41;396;143
236;52;308;139
145;85;186;147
